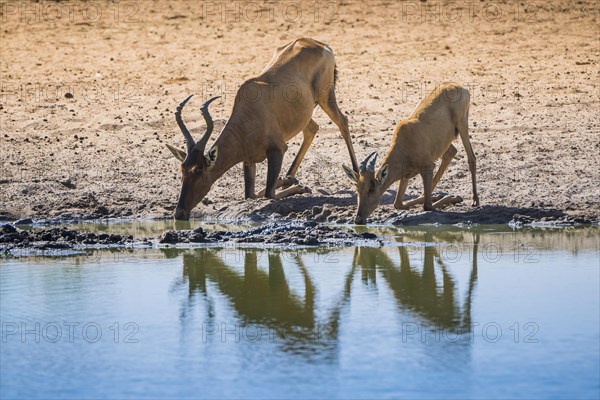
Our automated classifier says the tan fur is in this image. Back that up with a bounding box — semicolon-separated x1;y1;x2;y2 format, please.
346;83;479;224
170;38;358;220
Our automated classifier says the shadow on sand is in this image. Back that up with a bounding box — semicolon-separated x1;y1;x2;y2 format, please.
243;191;569;225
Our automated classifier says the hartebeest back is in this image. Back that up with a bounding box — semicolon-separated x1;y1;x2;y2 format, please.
343;83;479;224
166;38;358;220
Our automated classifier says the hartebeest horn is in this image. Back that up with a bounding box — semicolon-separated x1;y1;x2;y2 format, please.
192;96;221;154
368;153;377;173
175;94;196;153
359;152;377;172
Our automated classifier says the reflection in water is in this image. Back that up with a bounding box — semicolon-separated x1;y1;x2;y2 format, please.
354;231;479;332
170;248;341;357
2;226;598;399
167;229;481;357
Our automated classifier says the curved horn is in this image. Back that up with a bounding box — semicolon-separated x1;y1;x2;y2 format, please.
175;94;195;153
193;96;221;154
359;152;377;172
367;153;378;173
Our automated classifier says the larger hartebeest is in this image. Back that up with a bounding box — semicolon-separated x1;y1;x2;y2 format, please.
343;83;479;224
166;38;358;220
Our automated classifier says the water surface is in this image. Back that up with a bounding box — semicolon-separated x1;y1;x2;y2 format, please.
1;224;599;399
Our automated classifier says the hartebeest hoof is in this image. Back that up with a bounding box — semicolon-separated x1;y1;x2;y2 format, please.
273;184;311;199
299;184;312;194
433;195;463;209
395;194;446;210
280;175;299;189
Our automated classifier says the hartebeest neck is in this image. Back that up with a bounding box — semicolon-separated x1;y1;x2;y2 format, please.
205;121;247;182
378;151;402;193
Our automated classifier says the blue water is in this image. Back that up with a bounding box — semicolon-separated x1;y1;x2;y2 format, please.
1;225;599;399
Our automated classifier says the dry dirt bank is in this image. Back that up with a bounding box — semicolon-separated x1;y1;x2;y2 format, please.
1;0;598;224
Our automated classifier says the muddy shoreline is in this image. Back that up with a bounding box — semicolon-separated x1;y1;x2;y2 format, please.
1;199;597;227
0;221;383;254
2;210;597;255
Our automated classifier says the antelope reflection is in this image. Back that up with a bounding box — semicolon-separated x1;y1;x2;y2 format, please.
169;229;479;356
172;248;341;356
354;230;479;332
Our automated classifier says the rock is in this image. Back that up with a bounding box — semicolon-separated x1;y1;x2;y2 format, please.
361;232;378;239
189;228;207;243
95;206;110;216
2;224;17;234
303;236;320;245
13;218;33;225
511;214;535;224
108;234;122;243
160;231;180;244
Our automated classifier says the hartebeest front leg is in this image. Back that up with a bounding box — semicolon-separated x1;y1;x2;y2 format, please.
257;146;310;199
421;167;434;211
393;179;410;209
265;148;284;199
397;145;462;210
244;162;256;199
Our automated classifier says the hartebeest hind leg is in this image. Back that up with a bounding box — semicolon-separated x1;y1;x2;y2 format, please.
286;119;319;178
319;89;359;172
457;108;479;206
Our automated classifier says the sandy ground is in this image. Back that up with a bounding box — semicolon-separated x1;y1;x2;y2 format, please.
1;0;598;223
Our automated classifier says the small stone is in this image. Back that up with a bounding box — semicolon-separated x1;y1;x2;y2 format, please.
361;232;377;239
2;224;17;233
160;231;180;244
95;206;110;216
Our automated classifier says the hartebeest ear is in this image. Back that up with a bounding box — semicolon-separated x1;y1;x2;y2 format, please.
342;164;359;183
205;146;218;169
166;144;186;162
377;164;389;185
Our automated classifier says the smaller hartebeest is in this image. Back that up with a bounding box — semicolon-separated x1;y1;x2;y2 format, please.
343;83;479;224
166;38;358;220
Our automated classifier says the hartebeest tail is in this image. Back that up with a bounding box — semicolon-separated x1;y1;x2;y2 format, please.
166;38;358;220
343;83;479;224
